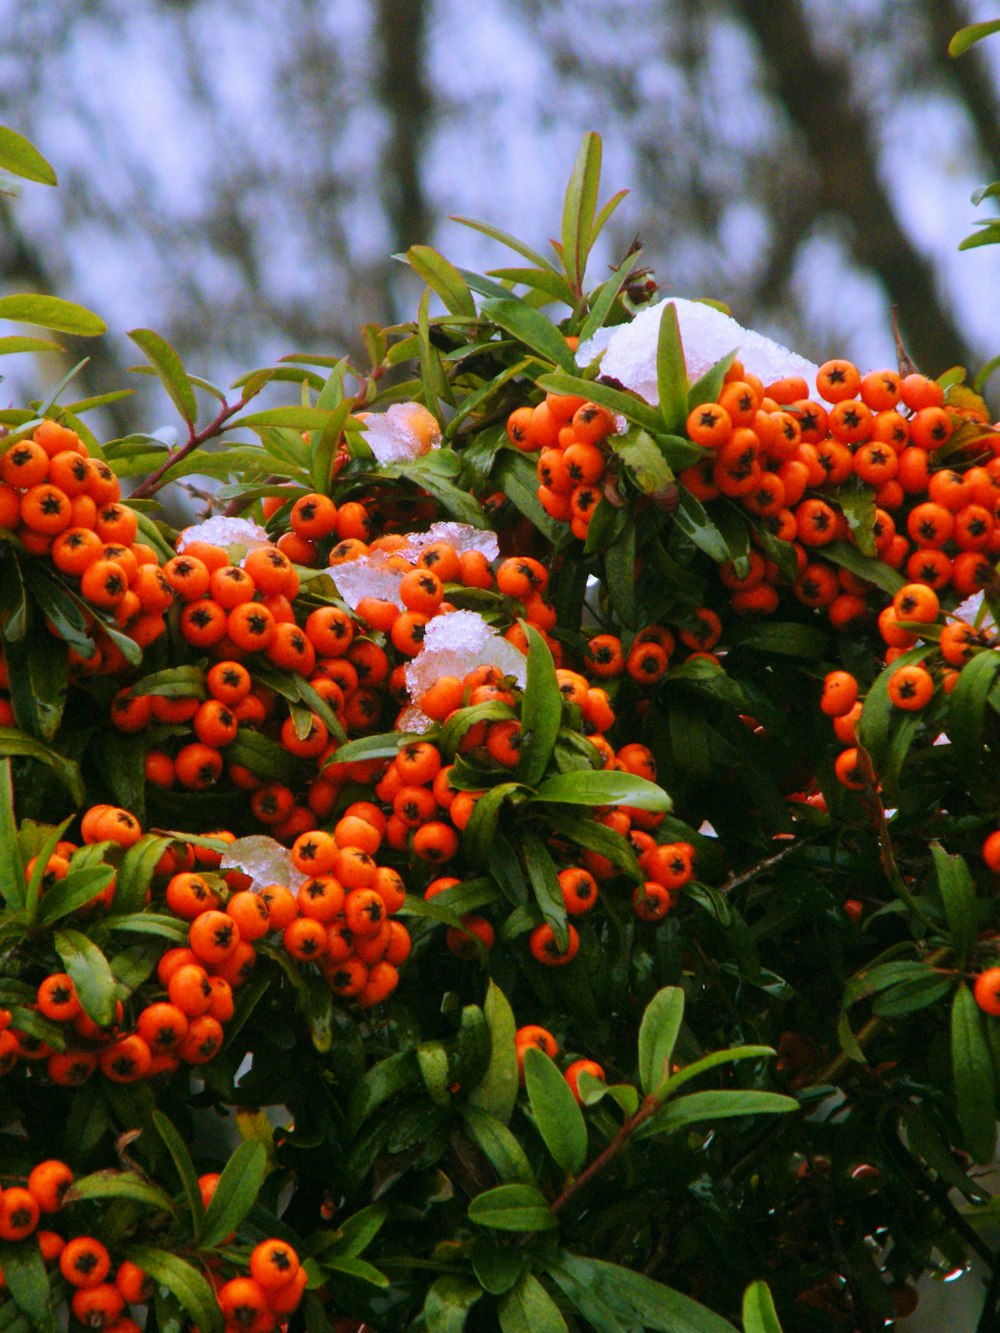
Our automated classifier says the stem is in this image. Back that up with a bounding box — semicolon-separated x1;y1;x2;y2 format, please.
129;397;248;500
854;744;939;933
548;1094;661;1216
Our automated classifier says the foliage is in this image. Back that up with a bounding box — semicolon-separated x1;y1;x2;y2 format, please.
0;122;998;1333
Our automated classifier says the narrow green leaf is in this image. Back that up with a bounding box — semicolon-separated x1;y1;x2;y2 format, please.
323;1255;389;1287
658;1045;775;1100
516;624;562;786
932;842;977;967
200;1139;267;1247
0;759;25;908
468;1183;558;1232
469;980;520;1125
687;349;738;412
610;428;676;500
656;303;689;435
949;19;1000;56
481;299;576;372
0;1238;55;1331
232;406;343;431
129;328;197;427
871;974;953;1016
604;514;637;628
499;1271;568;1333
742;1280;784;1333
449;215;561;274
549;1254;739;1333
523;1045;587;1177
114;835;177;916
35;865;114;926
417;1041;452;1106
53;928;117;1027
0;126;57;185
153;1111;205;1234
407;244;478;316
533;769;670;812
638;986;685;1096
824;540;905;595
462;1106;536;1184
638;1090;799;1140
488;266;577;306
577;246;642;343
520;829;569;949
423;1276;484;1333
951;983;997;1165
124;1247;222;1333
496;449;569;545
674;486;730;563
0;336;63;354
949;647;1000;771
309;396;353;494
536;370;665;434
562;131;602;294
65;1169;177;1216
0;294;105;336
541;808;643;882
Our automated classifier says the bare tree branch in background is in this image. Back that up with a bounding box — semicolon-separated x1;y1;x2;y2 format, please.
731;0;974;375
376;0;432;318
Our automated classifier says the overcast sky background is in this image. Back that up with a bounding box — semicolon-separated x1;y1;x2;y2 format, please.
0;0;998;434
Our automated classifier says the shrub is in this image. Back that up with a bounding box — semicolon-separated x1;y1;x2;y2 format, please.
0;128;998;1331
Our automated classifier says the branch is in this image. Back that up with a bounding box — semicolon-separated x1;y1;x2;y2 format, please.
129;397;247;500
548;1094;661;1216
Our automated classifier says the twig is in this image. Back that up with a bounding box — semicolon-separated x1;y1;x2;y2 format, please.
548;1094;661;1216
130;397;248;500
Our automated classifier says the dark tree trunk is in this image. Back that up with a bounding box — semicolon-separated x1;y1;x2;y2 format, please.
732;0;975;375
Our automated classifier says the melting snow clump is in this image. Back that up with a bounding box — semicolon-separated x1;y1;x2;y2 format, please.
177;515;270;556
222;835;307;891
405;610;527;706
357;402;442;465
577;298;819;402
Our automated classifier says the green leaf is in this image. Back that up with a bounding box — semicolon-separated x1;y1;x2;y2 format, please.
0;335;63;355
417;1041;452;1107
603;510;637;627
549;1254;739;1333
153;1110;205;1234
232;405;345;431
0;293;105;336
658;1045;776;1100
0;126;57;185
468;1183;558;1232
674;485;730;563
871;974;952;1016
687;349;738;412
469;980;520;1125
200;1139;266;1247
499;1271;568;1333
948;647;1000;771
226;728;306;786
496;449;569;545
610;429;676;500
949;19;1000;56
423;1276;484;1333
124;1246;222;1333
742;1280;784;1333
472;1240;525;1296
516;624;562;786
461;1106;536;1185
824;540;905;596
0;730;83;799
562;131;602;295
397;459;487;528
577;246;643;344
0;760;25;907
638;986;685;1097
523;1045;587;1176
536;370;665;434
481;299;576;372
488;266;577;306
951;983;997;1165
449;216;562;275
520;829;569;949
637;1090;798;1140
309;397;353;494
21;564;94;658
406;244;478;316
931;843;977;967
0;1238;55;1331
656;303;689;435
532;769;670;812
540;808;643;882
53;928;117;1026
65;1169;177;1216
113;835;177;916
323;1255;389;1287
728;621;829;660
348;1049;420;1130
129;328;197;427
35;865;114;926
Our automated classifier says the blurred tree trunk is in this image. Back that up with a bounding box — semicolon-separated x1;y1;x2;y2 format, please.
376;0;433;318
732;0;975;375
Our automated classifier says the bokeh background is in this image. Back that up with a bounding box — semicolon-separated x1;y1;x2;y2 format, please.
1;0;999;441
